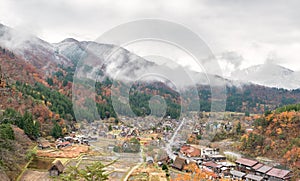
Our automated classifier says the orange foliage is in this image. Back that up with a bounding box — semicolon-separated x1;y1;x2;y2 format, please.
171;163;217;181
283;146;300;164
48;111;53;118
54;114;60;120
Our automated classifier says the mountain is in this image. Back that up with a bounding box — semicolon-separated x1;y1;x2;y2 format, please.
2;22;300;117
54;37;232;90
1;23;299;90
0;24;71;76
1;23;300;117
54;38;158;82
231;64;300;90
0;24;241;90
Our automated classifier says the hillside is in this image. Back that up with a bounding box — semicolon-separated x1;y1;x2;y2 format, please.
239;104;300;179
0;47;75;180
0;124;33;180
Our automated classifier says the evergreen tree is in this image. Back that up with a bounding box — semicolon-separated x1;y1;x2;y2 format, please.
23;111;39;139
236;121;242;135
60;161;116;181
0;124;15;140
46;77;54;86
51;122;63;139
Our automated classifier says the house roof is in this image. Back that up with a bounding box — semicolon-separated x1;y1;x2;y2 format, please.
266;168;290;179
203;161;222;168
180;145;190;152
230;170;246;178
256;165;272;173
235;158;258;167
245;174;264;181
252;163;264;170
146;156;154;162
59;141;70;146
173;157;186;170
49;160;64;173
158;155;169;163
180;145;201;157
39;141;50;147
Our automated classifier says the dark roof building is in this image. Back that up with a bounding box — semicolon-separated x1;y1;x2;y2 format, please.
172;157;186;171
158;155;170;165
48;160;64;177
230;170;246;179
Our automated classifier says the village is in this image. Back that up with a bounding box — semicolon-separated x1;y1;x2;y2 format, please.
19;112;293;181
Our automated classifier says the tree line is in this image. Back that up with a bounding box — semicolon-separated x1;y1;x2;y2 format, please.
0;108;39;140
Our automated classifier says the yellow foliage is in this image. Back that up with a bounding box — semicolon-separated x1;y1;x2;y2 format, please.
276;128;282;135
62;127;68;134
241;134;248;140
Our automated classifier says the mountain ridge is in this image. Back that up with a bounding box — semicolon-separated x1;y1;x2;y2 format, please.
0;23;299;90
231;63;300;90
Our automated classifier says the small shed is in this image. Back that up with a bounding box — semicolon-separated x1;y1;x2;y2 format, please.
48;160;64;177
38;141;51;149
146;156;154;164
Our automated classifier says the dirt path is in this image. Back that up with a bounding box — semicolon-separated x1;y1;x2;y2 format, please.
20;170;51;181
16;145;38;181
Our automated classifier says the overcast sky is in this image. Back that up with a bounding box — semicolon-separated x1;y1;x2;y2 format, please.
0;0;299;71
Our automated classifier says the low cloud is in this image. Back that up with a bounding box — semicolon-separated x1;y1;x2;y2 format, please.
220;51;243;69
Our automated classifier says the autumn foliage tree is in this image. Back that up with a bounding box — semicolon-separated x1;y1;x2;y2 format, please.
171;162;216;181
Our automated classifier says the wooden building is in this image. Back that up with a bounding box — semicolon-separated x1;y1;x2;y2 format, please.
235;157;258;173
266;168;292;181
255;165;272;179
245;173;264;181
48;160;64;177
172;157;187;171
230;170;246;180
